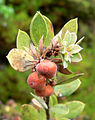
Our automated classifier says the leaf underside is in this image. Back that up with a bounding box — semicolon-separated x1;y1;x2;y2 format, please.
64;101;85;118
6;48;35;72
50;104;69;115
30;92;48;109
54;79;81;96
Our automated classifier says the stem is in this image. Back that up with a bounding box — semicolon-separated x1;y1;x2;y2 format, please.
45;96;50;120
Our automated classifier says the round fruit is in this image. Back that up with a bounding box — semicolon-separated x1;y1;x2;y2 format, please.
27;72;46;90
35;85;53;97
36;60;57;79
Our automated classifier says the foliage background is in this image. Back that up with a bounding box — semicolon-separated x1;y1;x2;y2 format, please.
0;0;95;120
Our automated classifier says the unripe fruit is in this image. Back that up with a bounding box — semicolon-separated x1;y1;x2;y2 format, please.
35;85;53;97
36;60;57;79
27;72;46;90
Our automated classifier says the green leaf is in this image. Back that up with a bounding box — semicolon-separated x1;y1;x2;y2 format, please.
20;104;40;120
70;44;83;54
50;104;69;115
64;101;85;119
30;11;47;46
17;29;30;50
6;48;35;72
61;55;68;68
55;115;70;120
38;109;46;120
43;16;54;46
50;112;69;120
49;95;58;107
63;30;70;46
62;18;78;39
69;32;77;45
56;18;78;40
30;92;48;109
63;60;68;68
71;53;82;62
20;104;46;120
54;79;81;96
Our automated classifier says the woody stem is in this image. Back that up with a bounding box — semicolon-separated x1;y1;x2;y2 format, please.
45;96;50;120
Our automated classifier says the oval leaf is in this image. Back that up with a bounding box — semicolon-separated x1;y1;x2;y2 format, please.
56;18;78;40
64;101;85;118
17;29;30;50
20;104;40;120
69;32;77;45
43;15;54;46
49;95;58;107
62;18;78;39
50;104;69;115
30;92;48;109
30;12;47;46
6;48;35;72
20;104;46;120
54;79;81;96
70;44;83;54
71;53;82;62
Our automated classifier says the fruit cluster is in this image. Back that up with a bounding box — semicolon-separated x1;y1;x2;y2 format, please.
27;60;57;97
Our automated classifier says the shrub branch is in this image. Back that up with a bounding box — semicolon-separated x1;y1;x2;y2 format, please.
45;96;50;120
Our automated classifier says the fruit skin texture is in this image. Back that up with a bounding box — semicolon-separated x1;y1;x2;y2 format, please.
27;72;46;90
35;85;53;97
36;60;57;79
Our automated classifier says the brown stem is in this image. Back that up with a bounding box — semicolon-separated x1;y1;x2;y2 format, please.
50;58;62;63
45;97;50;120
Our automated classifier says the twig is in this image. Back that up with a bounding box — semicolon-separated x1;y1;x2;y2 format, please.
45;97;50;120
50;58;62;63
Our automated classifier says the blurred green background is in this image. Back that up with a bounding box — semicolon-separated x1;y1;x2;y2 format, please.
0;0;95;120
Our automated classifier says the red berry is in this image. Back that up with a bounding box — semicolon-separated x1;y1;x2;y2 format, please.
36;60;57;79
27;72;46;90
35;85;53;97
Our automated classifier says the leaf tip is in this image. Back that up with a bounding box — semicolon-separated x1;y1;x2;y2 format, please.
6;54;8;59
77;79;82;85
18;29;22;34
75;17;78;20
17;29;22;38
73;17;78;22
36;11;42;16
36;11;40;13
